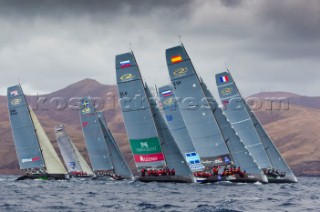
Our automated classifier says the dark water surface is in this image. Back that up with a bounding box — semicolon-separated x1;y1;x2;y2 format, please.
0;176;319;211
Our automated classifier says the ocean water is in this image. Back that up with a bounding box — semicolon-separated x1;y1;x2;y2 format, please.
0;176;319;212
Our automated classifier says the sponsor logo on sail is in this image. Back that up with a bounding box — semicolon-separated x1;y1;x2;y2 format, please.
81;107;91;114
171;55;182;63
173;67;188;76
214;157;223;163
163;97;174;105
140;142;148;148
21;157;40;163
11;98;22;106
10;90;19;97
68;162;76;170
221;87;233;96
134;153;165;162
120;73;135;81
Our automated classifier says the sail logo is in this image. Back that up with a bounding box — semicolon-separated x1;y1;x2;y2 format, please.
21;157;40;163
140;142;148;148
173;67;188;76
11;98;22;106
139;155;158;162
81;107;91;114
68;162;76;170
221;87;233;96
120;73;135;81
163;97;174;105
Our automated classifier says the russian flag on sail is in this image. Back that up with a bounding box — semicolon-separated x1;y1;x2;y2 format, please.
161;90;172;97
120;60;131;68
220;75;229;83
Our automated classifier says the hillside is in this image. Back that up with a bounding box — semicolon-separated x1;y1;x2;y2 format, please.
1;81;319;176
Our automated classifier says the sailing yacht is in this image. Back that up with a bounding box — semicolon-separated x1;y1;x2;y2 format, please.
7;85;68;180
55;124;95;178
216;71;297;183
79;97;133;180
115;52;194;183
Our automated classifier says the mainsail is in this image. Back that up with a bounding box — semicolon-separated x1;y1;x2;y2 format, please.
7;85;45;171
55;125;94;176
201;82;267;182
115;52;166;171
146;86;194;181
216;71;297;182
97;111;133;179
158;85;205;172
80;97;113;172
165;45;232;168
215;72;273;170
7;85;67;178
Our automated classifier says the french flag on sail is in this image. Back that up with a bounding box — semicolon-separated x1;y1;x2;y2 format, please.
161;90;172;97
120;60;131;68
220;75;229;83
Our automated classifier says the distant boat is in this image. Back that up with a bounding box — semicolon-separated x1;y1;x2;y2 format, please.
115;52;194;183
216;71;297;183
7;85;68;180
55;124;95;178
80;97;133;180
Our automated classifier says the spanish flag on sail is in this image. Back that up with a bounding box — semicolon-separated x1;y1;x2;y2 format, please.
171;55;182;64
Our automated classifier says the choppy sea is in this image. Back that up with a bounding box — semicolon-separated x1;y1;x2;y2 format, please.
0;175;319;211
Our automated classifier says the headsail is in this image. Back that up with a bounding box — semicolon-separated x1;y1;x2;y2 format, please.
115;52;166;171
158;85;205;172
216;71;297;182
55;125;94;176
215;72;273;170
97;111;133;179
79;97;113;172
7;85;45;171
30;108;67;175
165;45;231;168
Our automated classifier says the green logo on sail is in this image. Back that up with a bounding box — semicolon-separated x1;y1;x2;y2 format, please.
130;137;162;154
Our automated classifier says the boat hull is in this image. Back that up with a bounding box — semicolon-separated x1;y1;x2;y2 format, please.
200;174;261;184
16;173;69;180
138;175;194;183
267;176;298;183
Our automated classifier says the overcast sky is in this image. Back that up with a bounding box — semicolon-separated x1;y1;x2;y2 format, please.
0;0;319;98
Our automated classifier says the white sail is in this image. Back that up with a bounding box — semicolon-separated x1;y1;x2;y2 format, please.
70;140;95;176
29;108;67;175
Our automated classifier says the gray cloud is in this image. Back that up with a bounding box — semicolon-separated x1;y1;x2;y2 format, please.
0;0;319;98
